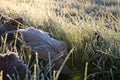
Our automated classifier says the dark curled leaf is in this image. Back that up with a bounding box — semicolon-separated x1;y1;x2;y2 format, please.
0;53;27;80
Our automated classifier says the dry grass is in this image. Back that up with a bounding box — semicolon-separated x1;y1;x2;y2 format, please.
0;0;120;80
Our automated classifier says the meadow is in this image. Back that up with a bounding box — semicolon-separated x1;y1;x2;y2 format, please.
0;0;120;80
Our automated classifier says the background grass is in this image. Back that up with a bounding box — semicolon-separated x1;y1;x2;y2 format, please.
0;0;120;80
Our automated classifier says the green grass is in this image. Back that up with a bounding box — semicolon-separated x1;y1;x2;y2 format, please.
0;0;120;80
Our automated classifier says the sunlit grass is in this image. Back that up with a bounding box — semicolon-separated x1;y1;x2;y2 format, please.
0;0;120;80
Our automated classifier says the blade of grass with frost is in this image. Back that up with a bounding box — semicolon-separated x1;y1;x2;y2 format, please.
34;64;37;80
0;71;3;80
52;52;64;63
48;52;53;80
84;62;88;80
87;71;111;79
97;50;120;60
110;68;114;80
41;73;45;80
13;66;20;80
33;52;39;80
13;29;19;53
7;74;13;80
36;52;39;80
54;47;75;80
2;33;8;53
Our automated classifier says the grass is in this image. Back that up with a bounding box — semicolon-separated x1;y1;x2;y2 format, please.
0;0;120;80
